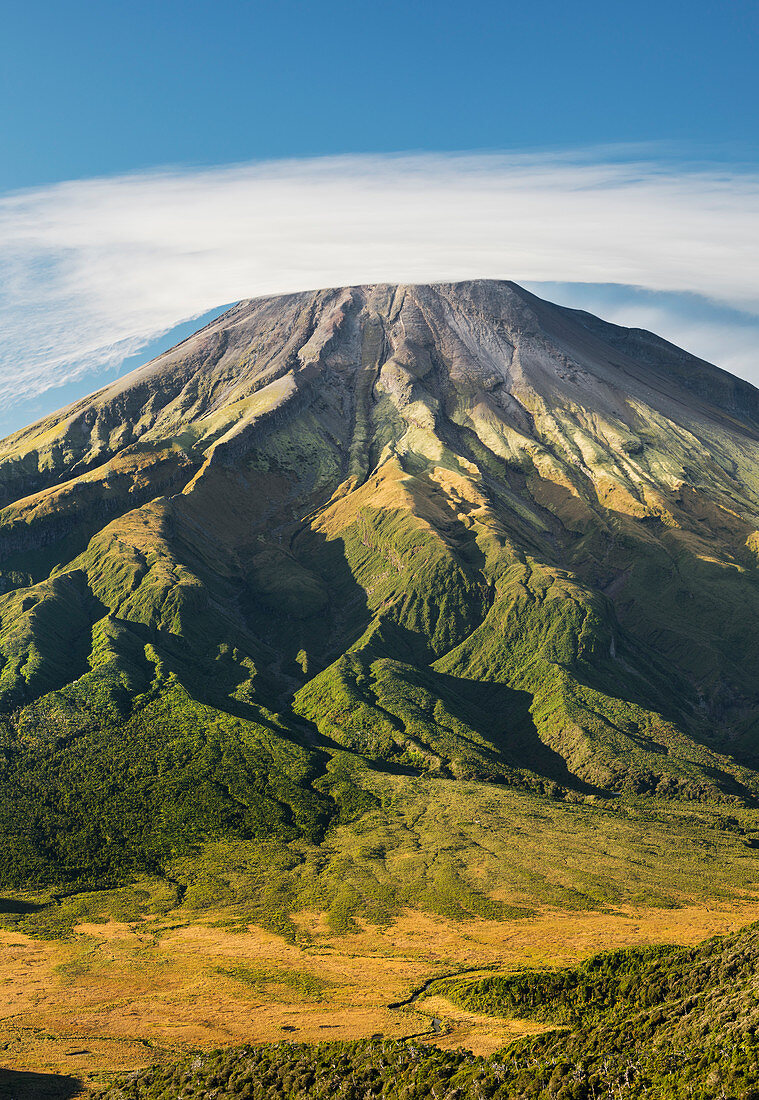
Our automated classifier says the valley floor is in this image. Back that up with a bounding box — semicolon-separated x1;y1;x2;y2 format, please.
2;784;759;1095
2;896;759;1095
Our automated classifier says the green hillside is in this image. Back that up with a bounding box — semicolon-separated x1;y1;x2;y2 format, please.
1;280;759;903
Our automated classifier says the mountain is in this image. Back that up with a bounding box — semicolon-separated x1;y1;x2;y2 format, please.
2;279;759;901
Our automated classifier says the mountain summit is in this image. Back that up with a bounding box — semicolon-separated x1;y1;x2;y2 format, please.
2;280;759;892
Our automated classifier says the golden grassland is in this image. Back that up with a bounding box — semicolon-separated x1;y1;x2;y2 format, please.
2;893;759;1094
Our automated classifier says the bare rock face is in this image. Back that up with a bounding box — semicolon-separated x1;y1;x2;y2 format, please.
2;279;759;886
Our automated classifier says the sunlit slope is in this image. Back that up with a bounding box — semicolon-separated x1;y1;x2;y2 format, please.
2;280;759;885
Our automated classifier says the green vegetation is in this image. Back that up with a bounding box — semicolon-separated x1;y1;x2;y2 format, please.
100;1040;502;1100
0;876;179;939
2;779;758;946
214;965;332;1001
0;280;759;924
433;920;759;1097
0;677;333;888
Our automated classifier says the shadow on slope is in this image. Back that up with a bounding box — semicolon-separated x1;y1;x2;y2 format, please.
0;1068;81;1100
420;667;607;796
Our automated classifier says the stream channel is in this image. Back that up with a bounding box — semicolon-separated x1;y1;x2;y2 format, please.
388;967;499;1038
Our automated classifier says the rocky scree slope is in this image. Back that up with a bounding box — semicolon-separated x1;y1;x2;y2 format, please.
1;280;759;886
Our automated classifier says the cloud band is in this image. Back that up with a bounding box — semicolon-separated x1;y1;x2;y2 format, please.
1;150;758;406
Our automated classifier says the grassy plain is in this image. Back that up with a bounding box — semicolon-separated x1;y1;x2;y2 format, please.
1;784;759;1093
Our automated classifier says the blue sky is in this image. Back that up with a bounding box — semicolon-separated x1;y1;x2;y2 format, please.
1;0;758;434
3;0;757;189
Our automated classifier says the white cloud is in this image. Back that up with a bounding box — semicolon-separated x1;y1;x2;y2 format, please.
1;150;758;407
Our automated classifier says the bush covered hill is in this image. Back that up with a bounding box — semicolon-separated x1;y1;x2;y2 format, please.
2;280;759;896
100;921;759;1098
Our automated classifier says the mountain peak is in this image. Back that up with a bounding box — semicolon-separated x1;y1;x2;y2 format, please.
4;279;757;487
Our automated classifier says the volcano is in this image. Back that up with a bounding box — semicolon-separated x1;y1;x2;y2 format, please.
2;280;759;894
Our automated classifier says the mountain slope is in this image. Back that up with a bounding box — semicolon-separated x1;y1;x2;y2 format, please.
2;280;759;891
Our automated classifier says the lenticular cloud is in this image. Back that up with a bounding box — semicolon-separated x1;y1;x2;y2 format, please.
1;150;759;405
